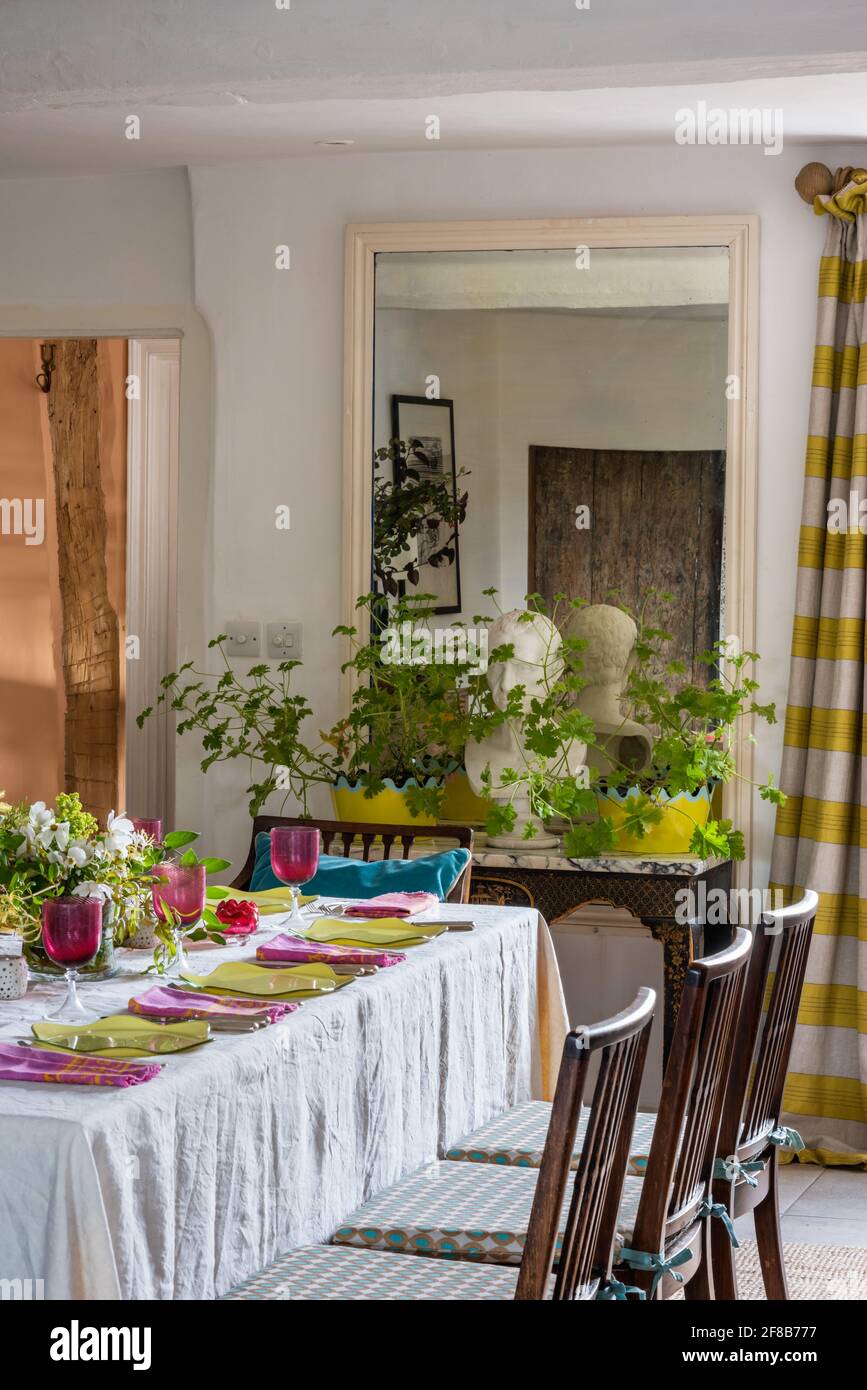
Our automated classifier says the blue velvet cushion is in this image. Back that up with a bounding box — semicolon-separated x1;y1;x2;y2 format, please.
249;831;469;901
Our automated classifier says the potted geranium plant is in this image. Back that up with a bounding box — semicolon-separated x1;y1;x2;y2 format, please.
328;590;485;824
468;592;785;860
138;641;341;818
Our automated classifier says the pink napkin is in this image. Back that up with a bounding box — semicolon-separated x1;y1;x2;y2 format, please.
0;1041;163;1087
256;933;406;968
344;891;438;919
129;985;297;1025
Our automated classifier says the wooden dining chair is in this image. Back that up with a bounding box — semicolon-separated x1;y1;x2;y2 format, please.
710;888;818;1300
230;814;475;903
609;927;753;1300
517;986;656;1298
225;988;656;1301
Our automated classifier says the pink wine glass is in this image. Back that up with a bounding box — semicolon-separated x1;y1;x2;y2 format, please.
131;817;162;843
270;826;320;930
42;896;103;1021
152;861;206;975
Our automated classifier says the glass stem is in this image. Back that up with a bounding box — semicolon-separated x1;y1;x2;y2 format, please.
289;884;305;928
64;968;79;1011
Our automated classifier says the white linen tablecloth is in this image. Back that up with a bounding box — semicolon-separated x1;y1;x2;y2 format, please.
0;902;567;1300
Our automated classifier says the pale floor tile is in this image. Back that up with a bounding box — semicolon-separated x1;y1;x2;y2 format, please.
779;1214;867;1249
725;1168;867;1261
786;1168;867;1221
777;1162;825;1212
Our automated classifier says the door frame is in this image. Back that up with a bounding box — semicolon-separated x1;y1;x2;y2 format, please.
125;339;180;827
0;306;211;832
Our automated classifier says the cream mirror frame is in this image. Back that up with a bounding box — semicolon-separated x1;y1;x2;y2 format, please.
343;216;759;882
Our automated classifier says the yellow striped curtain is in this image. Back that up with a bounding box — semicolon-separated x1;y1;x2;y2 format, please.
770;172;867;1166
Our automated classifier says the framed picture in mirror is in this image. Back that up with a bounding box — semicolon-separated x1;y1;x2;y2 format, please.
391;394;462;614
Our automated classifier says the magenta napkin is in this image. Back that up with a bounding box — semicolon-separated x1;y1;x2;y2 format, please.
0;1042;163;1087
256;933;406;968
129;985;297;1025
344;891;438;918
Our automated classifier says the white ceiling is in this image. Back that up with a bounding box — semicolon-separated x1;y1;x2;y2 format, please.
2;0;867;177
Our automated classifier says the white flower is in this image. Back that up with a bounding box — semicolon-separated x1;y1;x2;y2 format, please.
28;801;54;833
53;822;70;852
104;811;134;857
72;882;112;902
67;841;92;868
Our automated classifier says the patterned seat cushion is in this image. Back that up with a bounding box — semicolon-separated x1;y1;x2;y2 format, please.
445;1099;657;1174
224;1243;523;1300
331;1159;644;1267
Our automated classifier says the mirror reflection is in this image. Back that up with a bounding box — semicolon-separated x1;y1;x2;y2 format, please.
373;245;730;683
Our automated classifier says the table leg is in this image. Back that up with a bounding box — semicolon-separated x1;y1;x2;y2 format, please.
644;917;695;1063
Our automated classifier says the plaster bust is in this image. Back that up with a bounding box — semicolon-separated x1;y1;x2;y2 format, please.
466;609;587;847
562;603;652;780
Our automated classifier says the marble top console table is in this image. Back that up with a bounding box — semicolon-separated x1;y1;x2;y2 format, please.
466;843;733;1061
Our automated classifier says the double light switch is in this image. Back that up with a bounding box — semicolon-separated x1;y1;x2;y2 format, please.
224;621;303;660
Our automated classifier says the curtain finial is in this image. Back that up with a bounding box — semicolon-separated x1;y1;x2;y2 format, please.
795;163;834;204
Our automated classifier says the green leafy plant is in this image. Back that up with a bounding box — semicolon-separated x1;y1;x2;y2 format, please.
373;438;468;597
138;641;341;817
470;590;784;861
330;591;485;818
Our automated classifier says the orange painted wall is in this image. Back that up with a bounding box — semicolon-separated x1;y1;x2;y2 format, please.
0;340;64;803
0;339;127;809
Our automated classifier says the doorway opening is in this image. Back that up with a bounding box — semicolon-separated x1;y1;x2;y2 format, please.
0;336;180;825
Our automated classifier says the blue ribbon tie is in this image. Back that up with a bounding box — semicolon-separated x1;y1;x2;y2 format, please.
699;1198;740;1248
768;1126;805;1153
619;1245;693;1297
596;1278;646;1301
713;1156;766;1188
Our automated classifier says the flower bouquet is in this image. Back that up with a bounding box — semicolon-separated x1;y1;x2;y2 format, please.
0;794;171;979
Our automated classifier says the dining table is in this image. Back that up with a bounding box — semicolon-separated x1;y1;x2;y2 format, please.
0;900;567;1300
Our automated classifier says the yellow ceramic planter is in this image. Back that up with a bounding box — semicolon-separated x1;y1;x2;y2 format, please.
441;769;490;824
331;777;438;827
596;785;712;856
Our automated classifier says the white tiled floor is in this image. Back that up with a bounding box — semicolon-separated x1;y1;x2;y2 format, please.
733;1164;867;1248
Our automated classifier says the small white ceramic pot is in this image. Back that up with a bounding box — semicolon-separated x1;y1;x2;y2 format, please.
126;919;159;949
0;952;29;1000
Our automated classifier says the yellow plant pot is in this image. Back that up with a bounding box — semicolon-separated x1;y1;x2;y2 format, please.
595;785;712;856
441;770;490;825
331;777;438;827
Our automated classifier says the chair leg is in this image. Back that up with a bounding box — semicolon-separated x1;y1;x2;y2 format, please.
709;1196;738;1300
754;1151;789;1300
683;1221;714;1300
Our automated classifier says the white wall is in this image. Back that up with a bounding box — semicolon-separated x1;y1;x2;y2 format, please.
0;168;212;842
0;169;193;306
375;305;727;619
189;140;866;882
2;144;865;889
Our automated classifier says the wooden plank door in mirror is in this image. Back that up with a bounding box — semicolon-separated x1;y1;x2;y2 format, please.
528;446;725;686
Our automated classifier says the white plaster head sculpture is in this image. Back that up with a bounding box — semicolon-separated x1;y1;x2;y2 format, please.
563;603;653;779
466;609;587;849
486;609;564;711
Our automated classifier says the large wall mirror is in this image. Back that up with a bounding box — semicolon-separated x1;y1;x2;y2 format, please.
344;218;758;875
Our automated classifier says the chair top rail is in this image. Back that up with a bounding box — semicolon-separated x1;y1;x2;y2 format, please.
566;987;657;1058
761;887;819;932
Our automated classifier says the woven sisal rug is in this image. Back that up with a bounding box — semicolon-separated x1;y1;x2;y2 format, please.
725;1241;866;1300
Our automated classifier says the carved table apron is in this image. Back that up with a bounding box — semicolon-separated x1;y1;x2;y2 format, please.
468;850;733;1061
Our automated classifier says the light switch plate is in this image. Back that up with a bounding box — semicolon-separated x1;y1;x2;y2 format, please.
266;622;303;660
224;620;261;659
